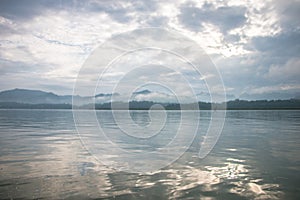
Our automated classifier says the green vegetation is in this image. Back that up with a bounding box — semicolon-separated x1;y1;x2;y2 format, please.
1;99;299;110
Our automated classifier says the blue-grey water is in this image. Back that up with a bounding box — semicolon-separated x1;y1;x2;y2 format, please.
0;109;299;199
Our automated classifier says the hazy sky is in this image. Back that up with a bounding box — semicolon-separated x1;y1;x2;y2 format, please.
0;0;299;100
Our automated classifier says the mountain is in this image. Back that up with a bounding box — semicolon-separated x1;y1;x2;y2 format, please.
0;88;299;110
0;88;236;105
0;88;71;104
133;90;151;95
239;92;298;101
196;91;236;102
0;89;119;105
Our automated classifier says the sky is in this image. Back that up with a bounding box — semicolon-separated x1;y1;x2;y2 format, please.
0;0;299;100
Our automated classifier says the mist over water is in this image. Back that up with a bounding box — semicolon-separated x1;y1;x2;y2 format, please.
0;110;299;199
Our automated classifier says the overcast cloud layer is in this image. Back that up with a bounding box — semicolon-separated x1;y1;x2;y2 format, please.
0;0;299;100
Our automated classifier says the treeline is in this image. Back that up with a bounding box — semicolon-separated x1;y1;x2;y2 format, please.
92;99;300;110
225;99;300;110
91;101;212;110
0;99;300;110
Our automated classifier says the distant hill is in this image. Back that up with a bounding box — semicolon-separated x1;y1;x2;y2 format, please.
0;88;70;104
133;90;151;95
0;88;111;105
0;88;299;110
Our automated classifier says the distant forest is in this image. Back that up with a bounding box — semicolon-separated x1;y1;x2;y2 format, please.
0;99;300;110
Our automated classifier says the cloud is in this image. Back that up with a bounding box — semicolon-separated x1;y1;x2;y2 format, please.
274;0;300;32
265;58;300;82
0;0;44;20
179;2;247;33
85;1;134;23
252;84;300;94
0;2;139;94
0;0;299;100
252;31;300;59
133;91;178;103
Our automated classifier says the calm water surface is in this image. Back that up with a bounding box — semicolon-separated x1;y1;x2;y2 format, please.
0;109;299;199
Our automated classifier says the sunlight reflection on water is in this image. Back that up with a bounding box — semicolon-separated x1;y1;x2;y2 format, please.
0;110;299;199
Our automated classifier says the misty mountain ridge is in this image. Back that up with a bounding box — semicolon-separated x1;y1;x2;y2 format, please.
0;88;183;105
0;88;93;105
0;88;299;105
0;88;70;104
0;88;169;105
